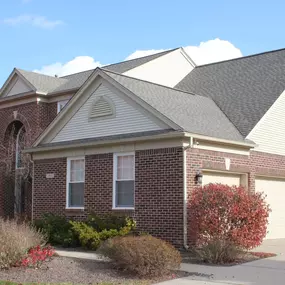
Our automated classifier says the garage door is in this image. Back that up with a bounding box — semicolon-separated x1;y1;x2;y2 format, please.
256;177;285;239
203;171;241;186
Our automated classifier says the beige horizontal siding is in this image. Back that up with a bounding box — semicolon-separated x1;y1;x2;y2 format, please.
52;84;165;143
247;90;285;155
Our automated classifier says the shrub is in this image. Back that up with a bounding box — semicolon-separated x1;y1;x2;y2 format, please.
99;235;181;277
18;245;55;268
192;239;242;264
34;213;79;247
0;218;46;269
70;222;101;250
87;213;136;231
70;218;135;250
188;184;270;263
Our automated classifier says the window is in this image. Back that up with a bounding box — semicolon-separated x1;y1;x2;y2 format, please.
66;157;85;209
113;153;135;209
57;100;69;113
15;126;25;169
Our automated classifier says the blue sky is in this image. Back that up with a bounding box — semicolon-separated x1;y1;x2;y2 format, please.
0;0;284;86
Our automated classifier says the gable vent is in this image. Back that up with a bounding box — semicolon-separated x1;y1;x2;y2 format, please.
89;96;115;119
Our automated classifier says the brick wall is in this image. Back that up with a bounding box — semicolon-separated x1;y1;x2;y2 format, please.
0;101;58;218
33;147;185;246
186;148;285;243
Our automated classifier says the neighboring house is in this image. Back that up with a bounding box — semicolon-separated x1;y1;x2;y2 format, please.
0;47;284;247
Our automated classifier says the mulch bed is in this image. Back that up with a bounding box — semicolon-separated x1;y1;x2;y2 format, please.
182;251;277;266
0;257;189;284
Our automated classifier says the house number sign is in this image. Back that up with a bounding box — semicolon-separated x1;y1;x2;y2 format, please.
46;173;55;179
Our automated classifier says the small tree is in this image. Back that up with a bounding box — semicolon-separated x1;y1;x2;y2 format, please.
188;184;270;263
0;123;40;217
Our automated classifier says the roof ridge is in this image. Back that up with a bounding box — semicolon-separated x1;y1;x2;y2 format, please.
59;48;179;79
103;48;179;69
17;68;67;80
196;47;285;68
101;67;198;97
60;68;95;79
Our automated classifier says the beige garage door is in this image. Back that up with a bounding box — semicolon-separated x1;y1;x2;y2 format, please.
203;171;241;186
256;177;285;239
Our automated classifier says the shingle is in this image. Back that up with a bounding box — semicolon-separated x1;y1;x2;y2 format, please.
17;69;68;94
175;48;285;137
103;70;244;142
52;49;177;93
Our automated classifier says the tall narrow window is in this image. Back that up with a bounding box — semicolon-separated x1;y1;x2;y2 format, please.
66;157;85;208
113;153;135;209
15;126;25;169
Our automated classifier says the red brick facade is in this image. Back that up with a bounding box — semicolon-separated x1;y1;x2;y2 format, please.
33;148;185;246
0;101;57;217
30;146;285;246
2;101;285;245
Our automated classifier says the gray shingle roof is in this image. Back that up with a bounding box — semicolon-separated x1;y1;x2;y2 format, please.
17;69;68;94
103;69;244;142
51;49;177;93
175;48;285;137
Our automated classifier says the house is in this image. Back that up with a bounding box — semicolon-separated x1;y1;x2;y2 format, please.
0;47;284;247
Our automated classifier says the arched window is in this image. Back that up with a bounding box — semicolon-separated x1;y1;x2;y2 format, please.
15;126;26;169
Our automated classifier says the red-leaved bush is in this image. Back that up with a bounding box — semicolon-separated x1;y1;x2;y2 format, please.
188;184;270;250
17;245;54;268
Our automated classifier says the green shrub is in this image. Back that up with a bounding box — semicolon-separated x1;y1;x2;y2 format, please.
87;213;136;231
70;221;101;250
99;235;181;277
0;218;46;269
34;213;78;247
70;216;136;250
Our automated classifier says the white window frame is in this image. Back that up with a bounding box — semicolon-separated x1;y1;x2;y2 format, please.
66;157;85;209
57;100;69;114
113;152;135;210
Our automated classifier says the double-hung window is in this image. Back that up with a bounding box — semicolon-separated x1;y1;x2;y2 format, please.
113;153;135;209
66;157;85;209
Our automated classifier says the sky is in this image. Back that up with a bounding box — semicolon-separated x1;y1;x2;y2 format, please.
0;0;284;86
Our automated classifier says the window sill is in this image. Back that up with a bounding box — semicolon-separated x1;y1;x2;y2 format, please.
112;207;135;211
65;207;84;211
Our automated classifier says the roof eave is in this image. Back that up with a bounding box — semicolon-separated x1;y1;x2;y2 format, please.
24;131;185;154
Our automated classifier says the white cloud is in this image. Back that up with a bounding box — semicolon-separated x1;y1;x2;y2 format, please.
125;38;242;65
33;56;102;77
33;38;242;77
3;15;64;29
125;49;166;61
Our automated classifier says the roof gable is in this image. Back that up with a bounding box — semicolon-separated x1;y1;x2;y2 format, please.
50;49;179;94
34;68;244;147
0;69;36;97
175;48;285;137
33;68;175;146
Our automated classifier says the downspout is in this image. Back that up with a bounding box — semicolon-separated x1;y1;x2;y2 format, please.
183;137;193;249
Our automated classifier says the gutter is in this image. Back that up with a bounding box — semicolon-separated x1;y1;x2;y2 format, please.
184;132;256;148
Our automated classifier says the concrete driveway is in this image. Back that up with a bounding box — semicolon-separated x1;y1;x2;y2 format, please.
157;239;285;285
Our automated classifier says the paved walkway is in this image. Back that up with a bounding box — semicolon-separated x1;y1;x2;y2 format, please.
157;239;285;285
56;248;106;261
56;240;285;285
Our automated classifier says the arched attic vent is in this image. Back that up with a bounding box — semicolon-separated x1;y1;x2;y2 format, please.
89;96;116;120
